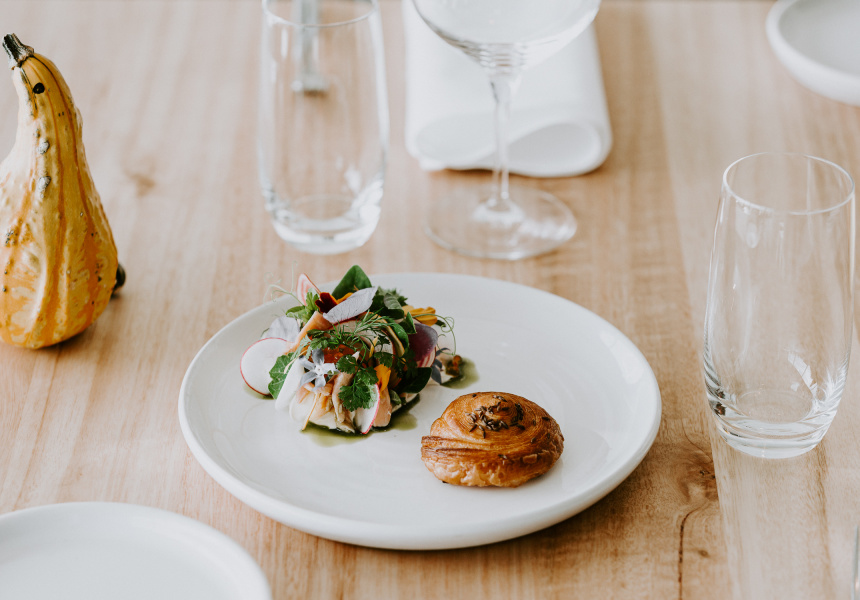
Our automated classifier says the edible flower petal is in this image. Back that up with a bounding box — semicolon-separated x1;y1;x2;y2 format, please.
403;305;437;326
300;348;337;389
299;369;318;387
323;286;378;324
265;316;301;342
315;292;338;313
375;364;391;396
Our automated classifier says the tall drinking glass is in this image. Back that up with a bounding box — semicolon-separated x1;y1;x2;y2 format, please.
412;0;600;260
703;153;855;458
259;0;388;254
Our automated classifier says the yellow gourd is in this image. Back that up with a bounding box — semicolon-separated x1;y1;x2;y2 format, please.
0;34;121;349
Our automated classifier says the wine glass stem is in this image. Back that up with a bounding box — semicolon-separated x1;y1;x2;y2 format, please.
488;71;522;212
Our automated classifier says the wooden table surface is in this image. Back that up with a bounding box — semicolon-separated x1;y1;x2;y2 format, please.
3;1;860;598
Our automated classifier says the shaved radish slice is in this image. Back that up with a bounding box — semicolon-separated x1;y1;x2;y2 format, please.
240;338;290;395
290;389;318;430
296;273;320;304
352;384;381;434
324;286;377;324
274;360;305;411
265;316;301;342
409;323;439;368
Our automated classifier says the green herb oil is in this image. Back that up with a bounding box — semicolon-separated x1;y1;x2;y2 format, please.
304;395;421;446
441;358;479;389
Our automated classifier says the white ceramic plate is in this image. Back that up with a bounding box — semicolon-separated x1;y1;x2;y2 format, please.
767;0;860;105
0;502;271;600
179;274;661;550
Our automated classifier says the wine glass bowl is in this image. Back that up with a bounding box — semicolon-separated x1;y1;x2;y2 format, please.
412;0;600;259
416;0;598;70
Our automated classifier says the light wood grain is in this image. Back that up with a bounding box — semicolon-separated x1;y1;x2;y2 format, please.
1;1;859;599
648;3;860;599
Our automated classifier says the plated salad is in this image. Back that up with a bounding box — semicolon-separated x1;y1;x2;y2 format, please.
240;266;461;434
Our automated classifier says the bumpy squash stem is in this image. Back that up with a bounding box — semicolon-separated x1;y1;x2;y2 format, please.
3;34;33;68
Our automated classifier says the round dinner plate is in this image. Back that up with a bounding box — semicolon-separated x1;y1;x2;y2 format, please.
0;502;271;600
766;0;860;106
178;273;661;550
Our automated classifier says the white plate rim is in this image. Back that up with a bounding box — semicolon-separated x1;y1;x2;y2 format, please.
766;0;860;106
0;502;271;600
178;273;662;550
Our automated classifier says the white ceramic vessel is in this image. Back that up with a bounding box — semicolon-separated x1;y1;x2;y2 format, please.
0;502;271;600
179;273;662;550
767;0;860;106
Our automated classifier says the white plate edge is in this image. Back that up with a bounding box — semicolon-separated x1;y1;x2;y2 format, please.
0;501;272;599
177;273;663;550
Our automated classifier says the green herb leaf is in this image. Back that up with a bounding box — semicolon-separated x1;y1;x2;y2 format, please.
337;384;359;411
284;292;319;325
339;379;378;411
381;287;408;305
396;367;432;394
307;334;333;352
336;355;358;374
375;351;394;368
337;363;381;411
401;313;417;335
387;322;409;344
383;291;402;310
381;308;405;320
332;265;373;298
285;304;309;321
398;347;416;372
355;367;378;387
268;354;295;398
369;287;408;320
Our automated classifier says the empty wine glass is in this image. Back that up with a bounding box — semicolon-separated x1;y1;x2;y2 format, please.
412;0;600;259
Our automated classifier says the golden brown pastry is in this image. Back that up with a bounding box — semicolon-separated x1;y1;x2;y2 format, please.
421;392;563;487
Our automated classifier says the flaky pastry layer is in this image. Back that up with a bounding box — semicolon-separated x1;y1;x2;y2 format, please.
421;392;563;487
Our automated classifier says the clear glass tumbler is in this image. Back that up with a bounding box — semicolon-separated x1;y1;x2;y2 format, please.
703;153;855;458
259;0;388;254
